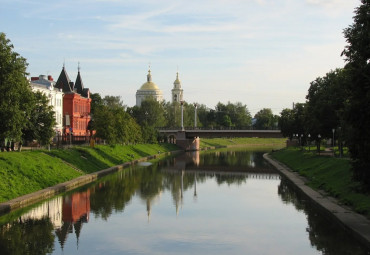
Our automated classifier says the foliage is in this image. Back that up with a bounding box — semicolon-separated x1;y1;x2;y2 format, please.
279;103;306;139
305;68;349;139
92;94;142;144
22;91;56;145
341;0;370;188
272;147;370;218
0;32;33;143
253;108;279;130
128;98;166;143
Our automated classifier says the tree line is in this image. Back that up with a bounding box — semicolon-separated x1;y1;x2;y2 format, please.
90;94;279;144
279;0;370;189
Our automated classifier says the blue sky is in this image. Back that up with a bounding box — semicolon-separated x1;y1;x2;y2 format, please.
0;0;359;115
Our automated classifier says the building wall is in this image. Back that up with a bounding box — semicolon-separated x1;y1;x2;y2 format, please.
30;77;64;134
63;93;91;136
136;90;163;106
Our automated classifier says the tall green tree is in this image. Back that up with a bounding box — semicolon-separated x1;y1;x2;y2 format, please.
279;103;307;139
305;68;349;139
253;108;278;130
0;33;33;144
22;91;56;145
93;94;142;144
341;0;370;187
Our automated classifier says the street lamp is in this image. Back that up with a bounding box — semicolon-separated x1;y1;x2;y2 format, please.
332;128;335;147
308;134;311;151
180;101;184;131
194;103;198;129
318;134;321;155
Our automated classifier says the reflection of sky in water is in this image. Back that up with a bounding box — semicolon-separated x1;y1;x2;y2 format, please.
53;177;318;255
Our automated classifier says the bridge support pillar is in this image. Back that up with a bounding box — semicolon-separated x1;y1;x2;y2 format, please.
176;131;200;151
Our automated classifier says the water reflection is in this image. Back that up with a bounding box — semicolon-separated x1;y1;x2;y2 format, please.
0;149;369;254
278;179;369;255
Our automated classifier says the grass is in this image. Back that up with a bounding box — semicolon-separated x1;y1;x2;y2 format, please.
200;137;286;148
0;143;179;203
271;147;370;218
0;151;81;203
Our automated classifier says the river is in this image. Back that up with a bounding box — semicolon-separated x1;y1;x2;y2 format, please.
0;147;368;255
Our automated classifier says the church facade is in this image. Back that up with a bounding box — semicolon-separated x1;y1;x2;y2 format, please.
135;68;184;106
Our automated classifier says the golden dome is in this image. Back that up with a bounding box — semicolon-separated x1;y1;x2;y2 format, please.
139;69;161;91
140;81;160;90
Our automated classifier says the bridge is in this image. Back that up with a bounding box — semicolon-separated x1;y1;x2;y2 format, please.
159;129;283;151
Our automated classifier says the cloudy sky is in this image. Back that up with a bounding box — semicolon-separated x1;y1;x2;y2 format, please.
0;0;360;115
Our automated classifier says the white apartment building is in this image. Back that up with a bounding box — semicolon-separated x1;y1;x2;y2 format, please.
30;75;64;135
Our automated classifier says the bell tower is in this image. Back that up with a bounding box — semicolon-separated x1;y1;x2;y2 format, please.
171;72;184;103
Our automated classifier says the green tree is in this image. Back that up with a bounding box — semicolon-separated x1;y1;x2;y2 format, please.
93;95;142;144
129;98;166;143
22;91;56;145
279;103;306;139
305;69;349;140
0;33;33;145
254;108;278;130
341;0;370;187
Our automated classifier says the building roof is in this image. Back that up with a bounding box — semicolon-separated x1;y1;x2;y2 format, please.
138;69;161;91
55;66;73;92
74;71;84;95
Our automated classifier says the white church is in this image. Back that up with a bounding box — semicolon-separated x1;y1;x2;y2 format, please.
136;68;184;106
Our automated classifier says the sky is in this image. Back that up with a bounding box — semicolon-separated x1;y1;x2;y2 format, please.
0;0;360;115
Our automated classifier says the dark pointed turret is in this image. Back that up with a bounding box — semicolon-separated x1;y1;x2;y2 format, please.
74;64;90;98
55;65;73;92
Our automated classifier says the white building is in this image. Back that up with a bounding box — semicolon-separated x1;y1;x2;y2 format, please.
171;72;184;103
136;69;163;106
30;75;64;134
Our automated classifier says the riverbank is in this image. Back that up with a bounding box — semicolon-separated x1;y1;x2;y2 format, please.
200;137;286;149
265;149;370;249
0;143;179;203
270;147;370;219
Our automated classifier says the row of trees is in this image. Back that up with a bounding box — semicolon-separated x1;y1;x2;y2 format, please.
0;32;56;150
279;0;370;188
89;94;280;144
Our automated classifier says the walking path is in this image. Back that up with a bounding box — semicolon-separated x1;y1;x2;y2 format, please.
263;153;370;250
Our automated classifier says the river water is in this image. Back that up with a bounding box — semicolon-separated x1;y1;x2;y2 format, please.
0;148;369;255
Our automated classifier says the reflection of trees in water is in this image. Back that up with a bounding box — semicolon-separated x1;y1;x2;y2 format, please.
0;218;54;255
0;149;280;254
278;179;369;255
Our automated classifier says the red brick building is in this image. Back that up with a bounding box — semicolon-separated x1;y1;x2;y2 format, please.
55;65;91;136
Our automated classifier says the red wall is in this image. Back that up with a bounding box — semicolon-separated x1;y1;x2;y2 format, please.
63;93;91;136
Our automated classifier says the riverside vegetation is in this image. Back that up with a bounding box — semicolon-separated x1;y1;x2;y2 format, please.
272;147;370;219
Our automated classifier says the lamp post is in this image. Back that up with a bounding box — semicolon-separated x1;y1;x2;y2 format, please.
317;134;321;155
180;101;184;131
308;134;311;151
332;128;335;147
338;127;342;158
194;103;198;129
301;134;304;150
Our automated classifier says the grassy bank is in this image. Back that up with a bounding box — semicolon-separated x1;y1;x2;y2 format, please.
200;137;286;148
271;147;370;218
0;143;179;203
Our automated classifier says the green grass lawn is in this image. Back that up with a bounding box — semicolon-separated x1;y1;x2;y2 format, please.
200;137;286;148
0;151;81;203
271;147;370;218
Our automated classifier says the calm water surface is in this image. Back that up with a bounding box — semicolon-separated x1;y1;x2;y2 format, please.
0;148;369;255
